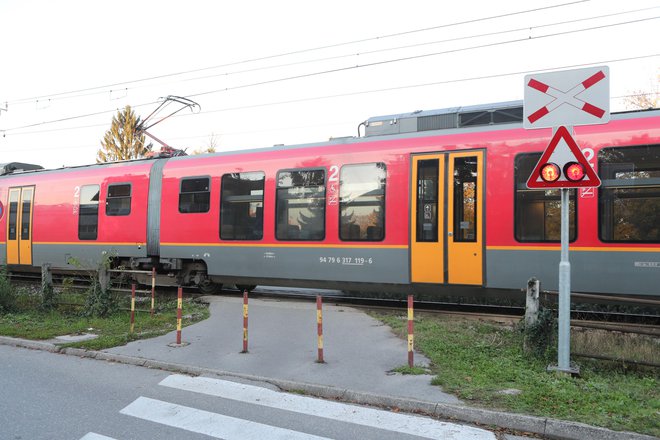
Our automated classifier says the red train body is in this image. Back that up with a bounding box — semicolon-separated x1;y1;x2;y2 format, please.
1;102;658;297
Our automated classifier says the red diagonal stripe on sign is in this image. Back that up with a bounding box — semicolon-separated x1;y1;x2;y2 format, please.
527;106;549;123
582;102;605;118
528;78;550;93
582;70;606;89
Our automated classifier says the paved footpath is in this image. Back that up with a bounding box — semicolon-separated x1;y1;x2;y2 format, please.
1;295;656;440
107;296;459;404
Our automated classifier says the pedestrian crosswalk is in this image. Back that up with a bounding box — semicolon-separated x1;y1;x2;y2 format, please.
82;374;496;440
121;396;333;440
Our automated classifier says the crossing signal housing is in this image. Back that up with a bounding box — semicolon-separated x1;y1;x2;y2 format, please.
564;162;585;182
540;163;561;182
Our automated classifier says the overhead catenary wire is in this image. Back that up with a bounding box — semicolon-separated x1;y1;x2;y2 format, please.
5;5;657;108
3;0;589;106
2;51;658;140
2;13;658;137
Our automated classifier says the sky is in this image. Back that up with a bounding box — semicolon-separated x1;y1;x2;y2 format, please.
0;0;658;169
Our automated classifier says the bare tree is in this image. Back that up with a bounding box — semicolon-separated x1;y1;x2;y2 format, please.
623;71;659;110
191;132;220;155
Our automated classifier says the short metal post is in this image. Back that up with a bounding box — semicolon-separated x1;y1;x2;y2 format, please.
525;277;540;327
407;295;414;368
130;284;136;334
316;295;324;363
41;263;55;309
150;267;156;317
241;290;248;353
98;266;110;295
176;287;182;345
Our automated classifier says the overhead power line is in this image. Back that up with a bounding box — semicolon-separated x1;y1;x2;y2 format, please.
4;0;588;105
1;14;657;136
4;53;658;138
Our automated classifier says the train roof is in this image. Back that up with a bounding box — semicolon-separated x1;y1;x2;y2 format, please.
2;102;659;177
0;162;44;176
363;100;525;137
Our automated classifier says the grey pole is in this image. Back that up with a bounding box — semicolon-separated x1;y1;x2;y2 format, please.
557;187;571;371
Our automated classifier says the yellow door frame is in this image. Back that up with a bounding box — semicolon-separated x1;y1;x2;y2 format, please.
410;151;484;286
410;154;445;283
6;186;35;266
447;151;484;285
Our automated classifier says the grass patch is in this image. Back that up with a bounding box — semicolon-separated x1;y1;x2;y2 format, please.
390;365;429;375
0;286;209;350
373;311;659;437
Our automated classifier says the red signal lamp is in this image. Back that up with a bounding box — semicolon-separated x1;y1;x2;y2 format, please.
564;162;585;181
540;163;560;182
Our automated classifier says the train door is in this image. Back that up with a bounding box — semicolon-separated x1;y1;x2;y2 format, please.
6;186;35;265
410;151;484;285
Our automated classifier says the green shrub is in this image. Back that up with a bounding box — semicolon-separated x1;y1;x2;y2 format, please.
0;268;17;313
522;307;557;359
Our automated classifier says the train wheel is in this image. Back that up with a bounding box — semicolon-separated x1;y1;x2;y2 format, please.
236;284;257;293
198;280;223;295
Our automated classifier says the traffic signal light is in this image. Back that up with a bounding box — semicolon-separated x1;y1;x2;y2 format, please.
526;126;601;189
564;162;585;182
540;163;560;182
538;161;586;183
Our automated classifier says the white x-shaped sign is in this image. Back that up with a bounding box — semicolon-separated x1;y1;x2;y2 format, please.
524;66;610;129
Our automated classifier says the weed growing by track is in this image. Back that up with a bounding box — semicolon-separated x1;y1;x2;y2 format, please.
373;311;659;437
0;283;209;350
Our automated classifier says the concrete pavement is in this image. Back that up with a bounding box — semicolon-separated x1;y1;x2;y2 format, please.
1;295;656;440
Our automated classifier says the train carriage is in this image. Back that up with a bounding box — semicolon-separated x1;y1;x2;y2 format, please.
1;101;658;298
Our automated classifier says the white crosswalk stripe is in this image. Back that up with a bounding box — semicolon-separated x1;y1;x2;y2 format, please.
79;434;117;440
120;396;333;440
158;374;496;440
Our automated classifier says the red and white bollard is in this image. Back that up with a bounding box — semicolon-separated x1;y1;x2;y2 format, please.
241;290;249;353
130;283;136;334
316;295;324;363
176;286;183;345
407;294;414;368
151;267;156;317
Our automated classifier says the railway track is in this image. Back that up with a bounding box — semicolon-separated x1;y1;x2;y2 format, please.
8;272;660;329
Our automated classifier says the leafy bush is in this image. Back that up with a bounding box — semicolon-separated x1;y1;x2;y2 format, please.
0;268;17;313
522;307;557;359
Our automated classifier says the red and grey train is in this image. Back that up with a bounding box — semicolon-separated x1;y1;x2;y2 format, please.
1;101;658;298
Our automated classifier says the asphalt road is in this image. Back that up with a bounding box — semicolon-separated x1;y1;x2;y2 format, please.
0;345;495;440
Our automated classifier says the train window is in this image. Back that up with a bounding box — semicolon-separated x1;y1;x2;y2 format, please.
339;163;386;241
8;191;19;240
79;184;100;240
179;177;210;213
220;172;265;240
20;189;33;240
514;154;576;242
276;169;325;240
106;184;131;216
598;145;660;243
416;159;439;242
453;156;478;242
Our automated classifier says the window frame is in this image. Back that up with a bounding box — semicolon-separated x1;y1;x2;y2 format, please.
597;144;660;244
105;183;132;216
452;156;478;243
220;171;265;241
78;184;100;240
275;168;326;241
178;176;211;214
338;162;386;242
513;153;578;243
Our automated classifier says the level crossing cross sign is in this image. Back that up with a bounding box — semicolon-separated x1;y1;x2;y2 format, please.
524;66;610;129
526;126;601;189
